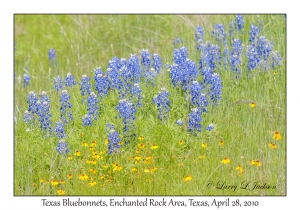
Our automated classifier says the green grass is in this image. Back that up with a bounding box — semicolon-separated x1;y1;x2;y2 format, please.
14;14;286;196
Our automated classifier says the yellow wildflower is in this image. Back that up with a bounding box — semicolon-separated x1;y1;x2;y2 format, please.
67;155;72;160
57;189;65;195
201;143;207;148
218;140;224;147
150;144;158;150
81;141;88;147
79;173;89;180
221;157;230;164
183;175;192;182
67;174;72;179
272;131;281;140
51;180;59;186
268;142;277;149
74;150;81;156
88;181;97;187
250;102;256;108
138;136;144;141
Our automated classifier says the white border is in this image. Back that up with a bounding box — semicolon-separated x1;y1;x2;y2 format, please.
2;0;298;209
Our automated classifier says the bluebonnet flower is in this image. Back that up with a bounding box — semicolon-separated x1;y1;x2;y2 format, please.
235;15;244;31
79;75;91;102
48;48;56;61
256;36;272;68
249;25;259;46
23;74;30;88
200;66;213;86
23;110;33;124
246;45;260;71
36;100;52;133
152;88;170;120
59;90;73;123
190;81;203;106
140;49;151;76
187;108;202;132
203;43;221;70
26;91;38;115
86;92;99;120
116;99;136;137
173;46;188;66
127;54;141;83
205;123;214;131
118;58;127;70
152;53;162;74
94;70;110;97
130;83;142;107
209;73;222;106
82;114;92;126
176;119;183;126
65;72;76;87
40;91;50;104
107;128;121;154
54;121;65;139
212;24;226;46
230;39;243;77
271;51;281;68
170;47;198;90
106;57;119;90
145;68;157;86
190;81;209;112
56;139;70;156
53;76;63;93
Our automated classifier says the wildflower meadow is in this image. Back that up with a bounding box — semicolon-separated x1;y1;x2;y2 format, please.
14;14;286;196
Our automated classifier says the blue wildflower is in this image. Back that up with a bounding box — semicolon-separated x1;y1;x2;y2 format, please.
53;76;63;93
212;24;226;46
130;83;142;107
187;108;202;132
23;74;30;88
203;43;221;70
107;129;121;154
152;53;162;74
190;81;208;112
59;90;73;123
36;100;52;133
246;45;260;71
145;68;157;86
257;36;272;68
65;72;76;87
116;99;136;137
82;114;92;126
249;25;259;46
79;75;91;102
235;15;244;31
48;48;56;61
56;139;70;156
205;123;214;131
209;73;222;106
40;91;50;104
127;54;141;83
152;88;170;120
86;92;99;120
140;49;151;76
26;91;38;115
94;72;110;97
54;121;65;139
200;66;213;87
23;110;33;124
271;51;281;68
230;39;243;77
